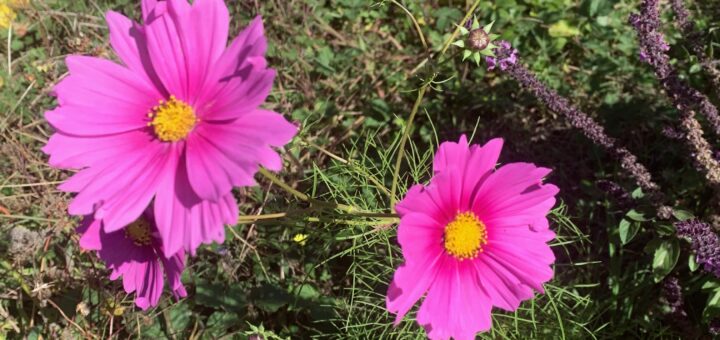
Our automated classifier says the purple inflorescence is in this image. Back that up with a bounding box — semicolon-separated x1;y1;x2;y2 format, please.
630;0;720;185
486;40;667;213
675;219;720;278
486;41;517;71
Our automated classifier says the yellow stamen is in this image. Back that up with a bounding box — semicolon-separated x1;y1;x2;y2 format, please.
148;95;197;142
124;219;153;247
444;211;488;260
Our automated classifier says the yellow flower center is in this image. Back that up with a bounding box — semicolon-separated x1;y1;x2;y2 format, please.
124;219;153;247
148;95;197;142
444;211;488;260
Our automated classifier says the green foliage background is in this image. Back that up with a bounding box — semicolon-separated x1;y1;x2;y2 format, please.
1;0;719;338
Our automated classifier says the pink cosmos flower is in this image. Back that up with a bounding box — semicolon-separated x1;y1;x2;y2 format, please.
78;209;187;310
43;0;297;257
386;136;559;340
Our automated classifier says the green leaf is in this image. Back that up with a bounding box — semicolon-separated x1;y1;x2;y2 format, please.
631;187;644;199
196;280;248;313
626;209;649;222
457;25;469;35
672;209;694;221
548;20;580;38
462;49;472;61
705;287;720;319
167;302;191;335
483;21;495;33
452;40;465;48
689;254;699;272
472;52;481;65
652;239;680;282
619;218;640;245
471;16;480;30
250;283;293;313
295;284;320;300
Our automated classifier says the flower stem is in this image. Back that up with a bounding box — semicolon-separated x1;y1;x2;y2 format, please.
389;0;481;209
390;83;428;207
258;167;396;217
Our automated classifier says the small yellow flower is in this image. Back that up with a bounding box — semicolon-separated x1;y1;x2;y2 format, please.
293;233;308;246
0;3;16;29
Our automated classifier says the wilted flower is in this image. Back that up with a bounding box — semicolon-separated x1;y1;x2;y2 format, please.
44;0;297;257
387;136;558;339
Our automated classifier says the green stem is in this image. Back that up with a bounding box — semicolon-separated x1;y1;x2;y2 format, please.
258;167;390;215
390;83;428;207
388;0;482;209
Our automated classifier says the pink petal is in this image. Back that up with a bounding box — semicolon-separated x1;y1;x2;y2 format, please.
199;60;275;121
141;0;167;23
394;185;444;221
154;145;239;256
484;242;555;292
473;256;534;311
143;0;228;103
185;114;295;201
472;162;553;218
227;110;297;147
43;130;153;170
386;252;443;324
415;259;493;340
161;251;187;298
105;11;167;96
196;16;270;120
47;56;160;136
133;259;164;310
396;213;444;265
62;142;170;232
432;136;504;210
77;217;102;250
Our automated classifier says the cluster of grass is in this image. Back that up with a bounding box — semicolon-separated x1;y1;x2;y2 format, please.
1;0;719;338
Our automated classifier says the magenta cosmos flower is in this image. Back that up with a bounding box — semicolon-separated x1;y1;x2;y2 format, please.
43;0;297;257
386;136;559;340
78;209;186;310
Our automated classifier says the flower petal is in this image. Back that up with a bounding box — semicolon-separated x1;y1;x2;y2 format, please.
143;0;228;103
196;16;271;120
386;252;443;324
43;130;154;170
397;212;444;265
47;56;160;136
415;259;493;340
62;142;169;232
154;145;239;257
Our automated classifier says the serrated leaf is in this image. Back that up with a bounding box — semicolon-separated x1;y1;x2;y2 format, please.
619;218;640;245
652;239;680;282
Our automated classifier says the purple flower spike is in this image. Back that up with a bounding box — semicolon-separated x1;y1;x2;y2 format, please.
675;219;720;278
